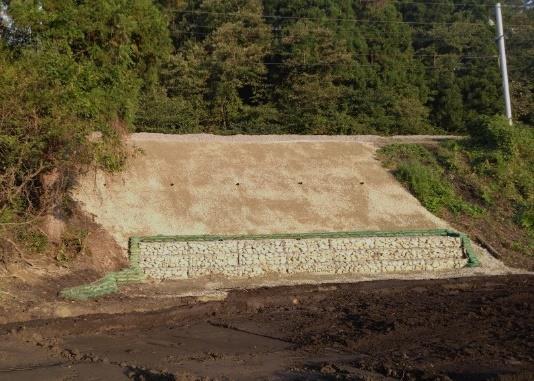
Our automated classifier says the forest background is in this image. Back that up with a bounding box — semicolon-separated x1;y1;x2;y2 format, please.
0;0;532;263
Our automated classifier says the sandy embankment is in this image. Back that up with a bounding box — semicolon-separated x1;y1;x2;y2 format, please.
73;134;450;250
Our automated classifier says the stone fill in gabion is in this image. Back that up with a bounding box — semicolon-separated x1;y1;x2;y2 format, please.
138;236;467;280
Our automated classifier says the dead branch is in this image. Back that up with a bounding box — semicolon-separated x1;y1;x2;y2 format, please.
0;237;34;267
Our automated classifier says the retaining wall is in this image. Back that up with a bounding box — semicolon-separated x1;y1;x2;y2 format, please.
60;229;478;300
137;230;474;280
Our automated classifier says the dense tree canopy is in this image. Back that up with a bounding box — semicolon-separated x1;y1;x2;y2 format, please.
0;0;532;224
0;0;170;221
137;0;532;135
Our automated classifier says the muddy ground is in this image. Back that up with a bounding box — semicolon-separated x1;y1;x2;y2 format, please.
0;275;532;381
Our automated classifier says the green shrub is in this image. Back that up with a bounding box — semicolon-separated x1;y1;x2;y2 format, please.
515;205;534;233
395;162;474;215
396;162;443;213
378;120;533;261
94;139;129;172
16;229;49;253
0;1;171;228
473;116;517;157
378;144;437;168
468;117;533;206
56;228;89;264
379;144;482;216
135;92;204;134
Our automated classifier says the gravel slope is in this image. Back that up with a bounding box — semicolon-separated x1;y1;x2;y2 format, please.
73;134;451;250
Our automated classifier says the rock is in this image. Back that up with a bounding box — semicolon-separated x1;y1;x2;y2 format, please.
137;236;465;280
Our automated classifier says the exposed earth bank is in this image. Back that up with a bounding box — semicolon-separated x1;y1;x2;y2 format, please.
73;134;455;250
0;275;532;381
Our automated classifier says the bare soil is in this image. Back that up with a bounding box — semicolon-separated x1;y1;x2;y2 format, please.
73;134;451;249
1;275;532;381
442;207;534;272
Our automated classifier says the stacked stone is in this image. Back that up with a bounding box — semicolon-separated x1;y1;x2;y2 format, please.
138;236;467;280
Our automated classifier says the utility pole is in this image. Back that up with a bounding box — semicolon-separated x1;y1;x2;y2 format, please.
495;3;513;125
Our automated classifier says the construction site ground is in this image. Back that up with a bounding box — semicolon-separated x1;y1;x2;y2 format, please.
0;275;533;381
1;134;532;380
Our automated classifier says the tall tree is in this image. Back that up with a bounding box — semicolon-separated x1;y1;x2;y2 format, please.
1;0;170;219
155;0;273;133
398;0;502;132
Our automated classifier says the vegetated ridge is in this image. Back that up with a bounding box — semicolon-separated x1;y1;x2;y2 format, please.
0;1;532;267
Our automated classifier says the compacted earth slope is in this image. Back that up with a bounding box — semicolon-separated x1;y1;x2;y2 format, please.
73;134;446;249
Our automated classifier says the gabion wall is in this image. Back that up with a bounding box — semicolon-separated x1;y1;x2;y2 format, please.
60;230;478;299
138;234;468;280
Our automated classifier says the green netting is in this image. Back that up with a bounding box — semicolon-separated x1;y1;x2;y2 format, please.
136;228;453;243
60;238;145;300
460;233;480;267
59;274;119;300
60;228;479;300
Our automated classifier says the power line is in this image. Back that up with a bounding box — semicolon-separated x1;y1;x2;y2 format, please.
258;62;497;69
175;29;532;51
174;29;495;41
175;9;477;26
175;22;533;32
387;1;529;8
277;53;499;59
170;58;504;69
173;33;500;61
172;9;531;28
176;30;532;55
172;24;479;41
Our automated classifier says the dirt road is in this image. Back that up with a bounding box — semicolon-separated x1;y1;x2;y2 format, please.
1;275;532;380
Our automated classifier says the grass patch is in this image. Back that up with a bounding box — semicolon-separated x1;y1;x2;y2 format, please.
379;144;481;216
378;117;534;268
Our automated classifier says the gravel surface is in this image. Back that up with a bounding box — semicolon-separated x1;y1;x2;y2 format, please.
73;135;450;250
131;133;464;145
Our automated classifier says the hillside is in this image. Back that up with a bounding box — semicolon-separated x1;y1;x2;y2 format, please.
73;134;445;249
